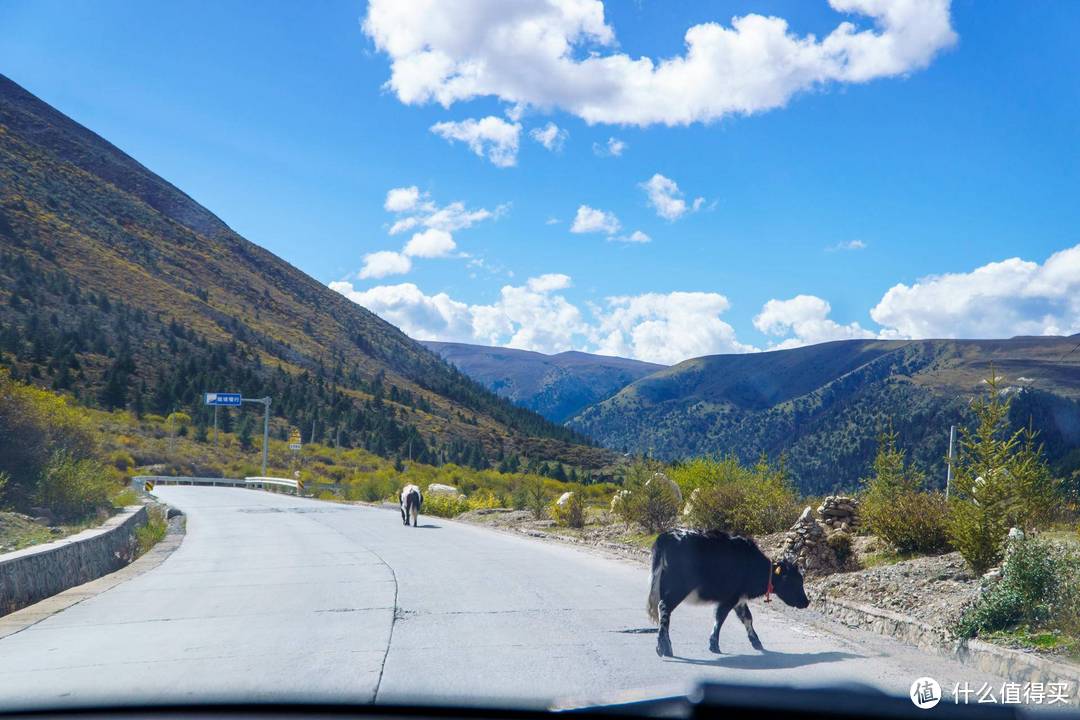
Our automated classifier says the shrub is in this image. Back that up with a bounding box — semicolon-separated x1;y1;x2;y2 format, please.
346;475;397;502
955;536;1077;639
111;487;140;508
0;371;98;511
135;505;168;556
614;461;680;532
674;455;799;536
109;450;136;472
466;489;502;511
877;491;952;555
551;492;585;528
34;451;113;522
425;494;470;518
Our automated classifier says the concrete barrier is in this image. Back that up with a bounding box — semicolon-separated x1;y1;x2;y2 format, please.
0;505;148;617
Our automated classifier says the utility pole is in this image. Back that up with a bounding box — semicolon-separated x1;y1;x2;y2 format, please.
213;406;219;448
945;424;956;500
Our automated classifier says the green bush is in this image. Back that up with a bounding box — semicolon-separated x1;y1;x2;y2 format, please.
466;489;502;511
551;491;585;528
33;451;113;522
111;487;140;508
614;461;680;532
877;491;952;555
0;371;99;511
424;494;470;518
135;505;168;556
108;450;136;472
674;455;799;536
955;536;1077;639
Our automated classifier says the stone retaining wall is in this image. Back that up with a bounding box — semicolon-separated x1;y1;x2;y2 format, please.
810;592;1080;691
0;505;148;617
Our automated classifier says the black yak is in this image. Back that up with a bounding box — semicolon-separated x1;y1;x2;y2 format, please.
647;529;809;657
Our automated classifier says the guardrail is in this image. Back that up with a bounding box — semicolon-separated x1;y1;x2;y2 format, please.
133;475;301;495
243;476;300;492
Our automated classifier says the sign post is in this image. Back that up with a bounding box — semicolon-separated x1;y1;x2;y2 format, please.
205;392;271;477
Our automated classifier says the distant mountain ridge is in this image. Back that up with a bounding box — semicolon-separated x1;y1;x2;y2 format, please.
0;74;613;471
423;341;664;423
567;336;1080;492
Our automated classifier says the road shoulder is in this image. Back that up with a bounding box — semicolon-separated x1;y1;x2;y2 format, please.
0;512;185;641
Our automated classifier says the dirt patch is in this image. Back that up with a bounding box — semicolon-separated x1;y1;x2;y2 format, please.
808;551;979;629
0;512;79;553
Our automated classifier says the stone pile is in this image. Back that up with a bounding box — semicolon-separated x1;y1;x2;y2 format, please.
817;495;860;535
780;506;839;576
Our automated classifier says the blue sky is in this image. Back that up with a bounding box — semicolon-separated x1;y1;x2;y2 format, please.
2;0;1078;363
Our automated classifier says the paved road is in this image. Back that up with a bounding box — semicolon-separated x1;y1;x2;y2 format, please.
0;487;1007;709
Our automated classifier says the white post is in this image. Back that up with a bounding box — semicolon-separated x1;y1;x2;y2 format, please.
946;424;956;500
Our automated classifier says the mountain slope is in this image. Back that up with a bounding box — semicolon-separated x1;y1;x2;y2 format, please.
569;337;1080;492
423;341;664;423
0;74;612;470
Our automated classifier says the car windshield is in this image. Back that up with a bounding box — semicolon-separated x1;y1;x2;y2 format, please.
1;0;1079;715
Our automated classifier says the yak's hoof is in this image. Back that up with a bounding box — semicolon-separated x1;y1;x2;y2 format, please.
656;641;673;658
750;640;764;651
708;640;722;654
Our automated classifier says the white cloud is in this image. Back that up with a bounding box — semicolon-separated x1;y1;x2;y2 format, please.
329;281;475;341
593;136;626;157
359;250;412;279
383;187;501;236
640;173;704;221
384;186;421;212
870;244;1080;339
403;228;457;258
612;230;651;244
570;205;621;235
529;122;568;151
331;275;756;362
754;294;876;349
363;0;956;127
430;116;521;167
545;217;560;225
526;273;573;292
595;292;756;363
357;187;503;279
827;239;867;251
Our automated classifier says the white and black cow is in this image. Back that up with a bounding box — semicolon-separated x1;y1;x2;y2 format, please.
647;529;809;657
400;484;423;527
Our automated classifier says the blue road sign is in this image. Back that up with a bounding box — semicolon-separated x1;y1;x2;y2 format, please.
204;392;242;407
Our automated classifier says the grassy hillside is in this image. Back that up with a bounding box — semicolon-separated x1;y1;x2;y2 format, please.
570;337;1080;493
0;74;614;474
424;341;664;423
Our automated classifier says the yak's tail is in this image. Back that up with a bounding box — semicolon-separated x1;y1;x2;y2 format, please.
647;534;668;624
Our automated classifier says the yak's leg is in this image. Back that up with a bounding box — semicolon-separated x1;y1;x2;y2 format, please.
411;504;418;526
708;598;737;653
401;505;408;525
655;583;690;658
656;599;674;657
734;598;764;651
